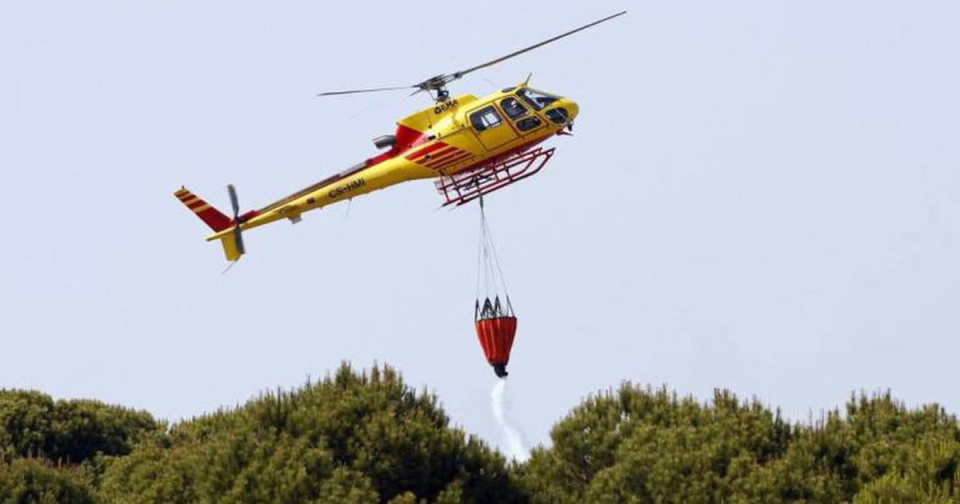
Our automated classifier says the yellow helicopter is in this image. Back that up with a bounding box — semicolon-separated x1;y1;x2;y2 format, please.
175;11;626;262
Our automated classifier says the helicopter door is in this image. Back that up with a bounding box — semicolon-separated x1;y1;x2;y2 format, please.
469;105;519;151
499;96;546;137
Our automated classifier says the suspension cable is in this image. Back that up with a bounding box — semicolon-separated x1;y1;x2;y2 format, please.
475;193;514;318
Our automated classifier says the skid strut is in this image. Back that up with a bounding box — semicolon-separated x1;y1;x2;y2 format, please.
435;147;556;207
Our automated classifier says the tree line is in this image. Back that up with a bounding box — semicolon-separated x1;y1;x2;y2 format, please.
2;364;959;503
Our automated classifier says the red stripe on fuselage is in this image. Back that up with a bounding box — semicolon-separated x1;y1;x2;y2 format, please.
424;149;463;167
416;145;458;163
404;142;448;161
395;124;426;152
431;151;474;170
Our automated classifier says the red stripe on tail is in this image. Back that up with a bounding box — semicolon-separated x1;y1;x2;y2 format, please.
173;187;232;232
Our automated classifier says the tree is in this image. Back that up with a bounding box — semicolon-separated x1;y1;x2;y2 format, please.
0;458;95;504
520;386;960;503
0;390;158;465
98;364;525;504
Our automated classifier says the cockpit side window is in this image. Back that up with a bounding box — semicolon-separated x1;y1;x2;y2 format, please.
517;88;559;111
500;97;529;119
470;106;503;132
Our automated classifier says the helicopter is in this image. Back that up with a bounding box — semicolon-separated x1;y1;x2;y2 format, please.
175;11;626;262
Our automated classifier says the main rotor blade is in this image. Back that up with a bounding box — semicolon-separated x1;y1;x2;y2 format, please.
317;85;417;97
454;11;627;79
318;11;625;98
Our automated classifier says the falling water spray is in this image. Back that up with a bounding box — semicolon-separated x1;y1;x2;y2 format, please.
491;378;530;462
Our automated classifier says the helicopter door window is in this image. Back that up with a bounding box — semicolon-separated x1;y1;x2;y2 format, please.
470;106;503;132
516;116;542;132
500;97;529;119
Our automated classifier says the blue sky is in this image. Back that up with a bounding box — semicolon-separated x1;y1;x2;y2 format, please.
2;0;958;454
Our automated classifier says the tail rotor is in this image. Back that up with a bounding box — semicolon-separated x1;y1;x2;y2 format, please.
227;184;246;257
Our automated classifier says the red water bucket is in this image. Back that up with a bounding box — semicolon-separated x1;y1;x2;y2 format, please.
475;316;517;377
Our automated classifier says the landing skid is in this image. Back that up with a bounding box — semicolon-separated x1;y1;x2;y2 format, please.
434;147;556;207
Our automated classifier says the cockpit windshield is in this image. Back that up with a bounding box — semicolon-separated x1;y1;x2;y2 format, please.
516;88;559;111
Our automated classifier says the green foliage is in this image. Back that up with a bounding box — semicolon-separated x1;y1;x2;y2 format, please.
98;363;523;504
0;390;158;464
4;368;960;503
0;391;54;462
519;385;960;504
520;385;793;503
853;471;959;504
0;458;95;504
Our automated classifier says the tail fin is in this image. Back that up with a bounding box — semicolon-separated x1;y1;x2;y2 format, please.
174;187;232;232
219;234;243;261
